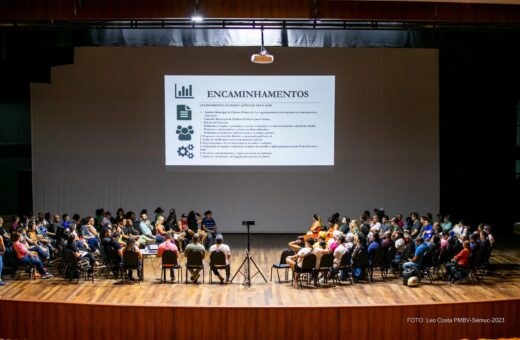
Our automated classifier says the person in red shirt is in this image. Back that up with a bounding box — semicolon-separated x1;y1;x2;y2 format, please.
444;240;470;282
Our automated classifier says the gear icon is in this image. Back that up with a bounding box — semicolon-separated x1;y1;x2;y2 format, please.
188;153;194;159
187;144;194;151
177;146;189;157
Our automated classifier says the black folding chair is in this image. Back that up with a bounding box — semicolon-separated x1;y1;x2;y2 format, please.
161;250;182;283
433;247;451;278
368;247;384;283
185;250;205;284
394;243;412;277
331;251;353;285
271;249;294;283
292;253;317;289
209;250;228;284
381;246;397;279
417;249;435;284
63;249;93;283
104;245;123;279
313;253;334;287
15;252;35;280
122;251;143;284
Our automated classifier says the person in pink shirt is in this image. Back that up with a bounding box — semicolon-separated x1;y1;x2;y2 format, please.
440;231;450;250
12;232;52;279
157;234;179;281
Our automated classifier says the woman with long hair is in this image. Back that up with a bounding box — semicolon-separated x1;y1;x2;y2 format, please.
154;215;168;244
304;214;322;241
165;209;178;232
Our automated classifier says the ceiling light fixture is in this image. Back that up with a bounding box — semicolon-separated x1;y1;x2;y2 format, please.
191;0;203;22
251;28;274;64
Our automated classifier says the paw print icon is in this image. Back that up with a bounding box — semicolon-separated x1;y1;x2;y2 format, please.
176;125;194;141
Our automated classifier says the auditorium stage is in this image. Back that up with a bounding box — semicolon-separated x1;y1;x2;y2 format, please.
0;234;519;339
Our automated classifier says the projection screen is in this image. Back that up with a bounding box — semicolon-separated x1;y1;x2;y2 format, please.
32;47;439;233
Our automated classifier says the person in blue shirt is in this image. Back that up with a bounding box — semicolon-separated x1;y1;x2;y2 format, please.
201;210;218;248
420;216;434;240
367;232;381;266
403;237;428;270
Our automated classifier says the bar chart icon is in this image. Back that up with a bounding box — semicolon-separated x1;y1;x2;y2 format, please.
175;84;194;98
177;105;192;120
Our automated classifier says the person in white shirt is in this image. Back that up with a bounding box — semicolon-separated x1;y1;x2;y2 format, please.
452;220;469;243
286;238;315;286
333;236;348;267
209;234;231;283
370;215;382;233
344;234;355;253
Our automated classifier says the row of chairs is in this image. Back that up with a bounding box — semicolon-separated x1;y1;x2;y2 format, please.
97;247;229;284
271;243;493;288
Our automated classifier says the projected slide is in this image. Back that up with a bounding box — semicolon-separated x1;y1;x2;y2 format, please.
165;76;335;166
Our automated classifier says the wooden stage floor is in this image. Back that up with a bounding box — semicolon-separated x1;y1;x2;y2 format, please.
1;234;519;307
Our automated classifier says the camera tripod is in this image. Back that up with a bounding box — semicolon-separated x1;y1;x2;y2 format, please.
230;222;267;287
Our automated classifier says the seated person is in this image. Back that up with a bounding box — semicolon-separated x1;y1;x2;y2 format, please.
333;235;348;268
184;233;205;283
303;214;322;240
201;210;218;248
339;216;351;234
122;219;141;244
440;215;453;232
313;231;327;249
64;233;98;272
122;238;142;280
288;236;305;253
420;217;434;240
165;209;178;232
381;231;394;252
367;233;381;266
81;217;101;253
403;237;428;271
369;215;382;233
112;219;127;246
35;220;56;257
286;238;315;287
21;225;50;262
328;230;342;253
138;213;156;247
157;233;179;281
101;227;123;274
452;220;470;244
12;232;52;279
154;216;168;244
187;211;206;245
351;234;369;282
314;240;330;284
444;240;470;281
209;234;231;283
314;240;329;267
176;214;190;251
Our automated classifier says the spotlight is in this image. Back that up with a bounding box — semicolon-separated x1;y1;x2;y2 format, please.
191;0;203;23
251;28;274;64
191;15;203;23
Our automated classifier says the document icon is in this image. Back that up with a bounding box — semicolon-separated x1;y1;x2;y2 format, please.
177;105;192;120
